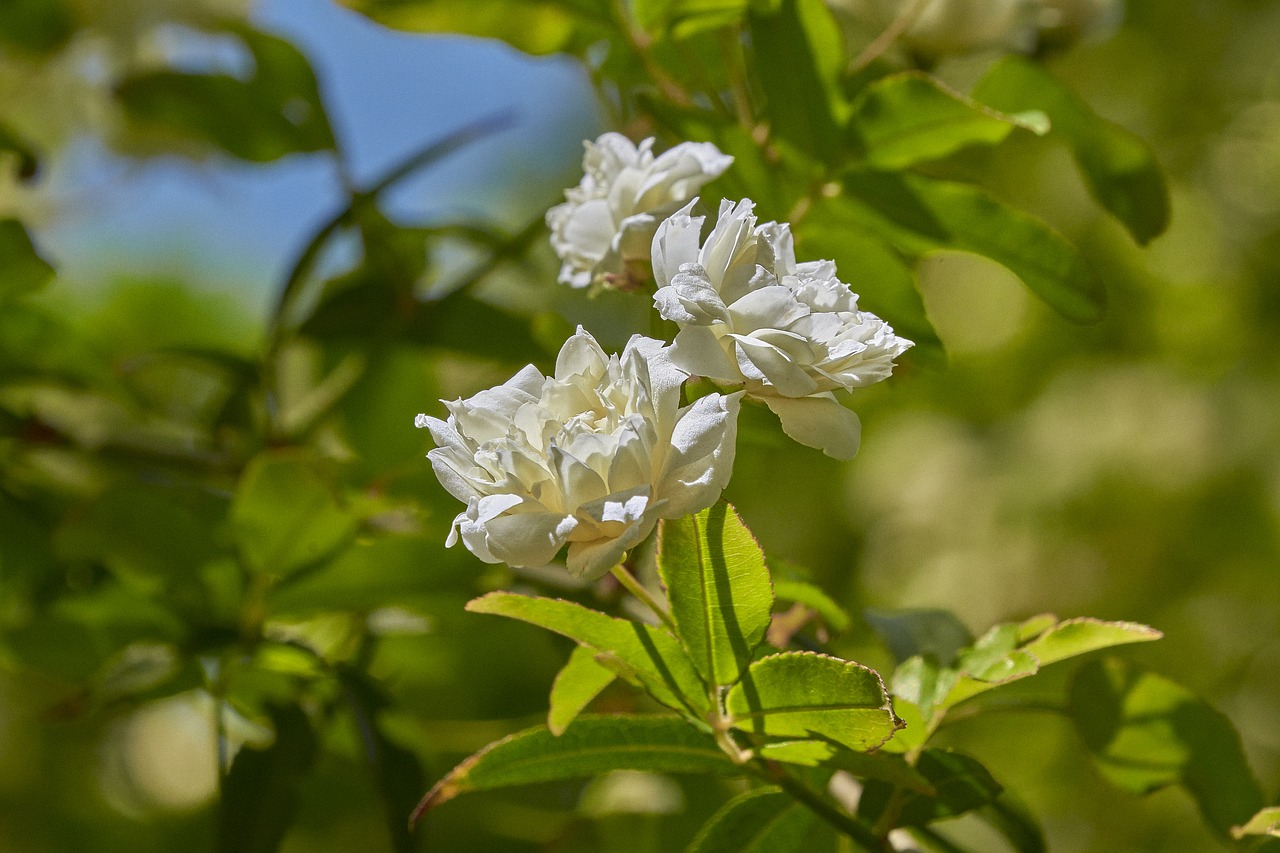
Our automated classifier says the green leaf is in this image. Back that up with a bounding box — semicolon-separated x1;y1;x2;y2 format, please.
466;592;708;717
975;56;1170;245
116;25;334;162
657;502;773;689
1069;658;1264;838
0;0;73;54
772;580;851;634
338;0;609;56
1021;617;1163;667
864;609;973;666
644;0;750;38
725;652;901;752
218;704;319;853
748;0;848;161
849;72;1048;171
230;451;359;578
977;793;1046;853
757;742;934;794
858;749;1001;827
1233;807;1280;840
548;645;618;736
826;171;1106;323
411;716;733;822
686;788;817;853
0;219;54;302
793;225;943;366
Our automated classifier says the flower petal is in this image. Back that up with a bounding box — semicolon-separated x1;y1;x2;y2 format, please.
762;393;862;460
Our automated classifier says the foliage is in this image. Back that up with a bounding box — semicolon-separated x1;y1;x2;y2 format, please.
2;1;1278;852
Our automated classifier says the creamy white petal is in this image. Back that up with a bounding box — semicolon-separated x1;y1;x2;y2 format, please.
763;394;863;460
669;326;739;383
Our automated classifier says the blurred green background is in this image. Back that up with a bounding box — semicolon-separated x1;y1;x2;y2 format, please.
1;1;1278;851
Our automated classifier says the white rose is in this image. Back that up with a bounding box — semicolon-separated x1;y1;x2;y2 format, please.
830;0;1037;59
652;199;912;461
547;133;733;290
418;328;741;579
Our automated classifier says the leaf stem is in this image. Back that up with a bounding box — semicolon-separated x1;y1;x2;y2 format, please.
850;0;929;72
752;759;883;851
610;564;678;633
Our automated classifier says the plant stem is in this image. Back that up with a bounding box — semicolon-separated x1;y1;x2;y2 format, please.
850;0;930;72
610;564;678;633
753;760;884;851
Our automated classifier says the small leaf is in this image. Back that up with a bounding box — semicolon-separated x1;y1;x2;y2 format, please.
0;219;55;302
411;716;733;823
1022;617;1162;667
686;788;816;853
758;742;934;794
548;645;617;735
827;171;1106;323
849;72;1048;171
772;580;851;634
1233;807;1280;840
748;0;848;160
725;652;901;752
1069;658;1264;838
657;502;773;689
858;749;1001;827
466;592;708;717
975;56;1170;245
218;704;319;853
864;609;973;666
230;451;359;578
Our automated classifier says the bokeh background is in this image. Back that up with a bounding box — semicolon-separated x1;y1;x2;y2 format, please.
1;0;1278;851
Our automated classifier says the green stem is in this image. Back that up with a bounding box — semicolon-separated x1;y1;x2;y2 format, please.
609;564;678;633
752;760;883;851
850;0;929;72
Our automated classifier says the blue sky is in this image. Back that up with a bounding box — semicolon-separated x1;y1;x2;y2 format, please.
42;0;601;315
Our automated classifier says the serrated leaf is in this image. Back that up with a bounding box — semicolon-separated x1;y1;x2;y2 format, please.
849;72;1048;171
218;704;319;853
1022;617;1162;667
0;219;54;302
230;451;358;578
858;749;1001;827
725;652;901;752
548;645;617;735
466;592;708;716
1233;807;1280;840
116;24;334;161
686;788;816;853
749;0;847;161
1069;658;1264;838
823;171;1106;323
412;716;733;822
975;56;1170;245
657;502;772;689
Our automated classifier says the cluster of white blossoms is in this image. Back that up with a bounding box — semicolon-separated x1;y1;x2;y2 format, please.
546;133;733;290
418;329;740;579
422;134;909;574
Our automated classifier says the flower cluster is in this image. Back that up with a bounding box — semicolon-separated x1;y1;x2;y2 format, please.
421;134;910;573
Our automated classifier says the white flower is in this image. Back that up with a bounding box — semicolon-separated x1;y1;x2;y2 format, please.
829;0;1037;59
418;328;741;579
652;199;912;460
547;133;733;290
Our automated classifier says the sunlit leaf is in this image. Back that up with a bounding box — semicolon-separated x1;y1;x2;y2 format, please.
849;72;1048;170
638;0;749;38
218;704;319;853
0;219;54;302
116;24;334;161
657;502;772;688
975;56;1170;245
1233;807;1280;840
725;652;901;752
411;716;733;823
1069;658;1264;838
772;580;851;634
686;788;816;853
825;171;1106;323
230;451;359;578
548;645;617;735
858;749;1001;827
466;592;709;716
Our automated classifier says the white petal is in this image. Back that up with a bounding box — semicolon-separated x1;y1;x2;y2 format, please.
731;335;821;397
669;326;740;384
651;200;704;287
659;392;741;518
555;327;609;381
480;509;579;568
762;393;862;460
727;284;809;331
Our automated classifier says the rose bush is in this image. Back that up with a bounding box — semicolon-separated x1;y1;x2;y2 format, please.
417;327;741;578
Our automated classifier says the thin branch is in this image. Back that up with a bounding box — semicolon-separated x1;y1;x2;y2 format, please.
609;563;678;633
850;0;930;73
